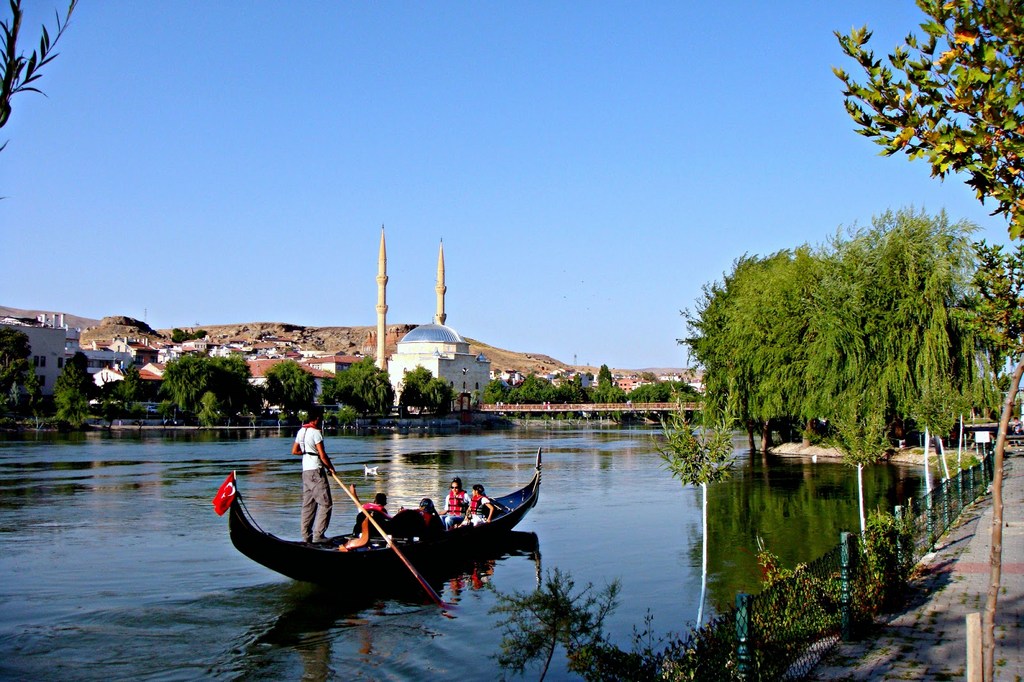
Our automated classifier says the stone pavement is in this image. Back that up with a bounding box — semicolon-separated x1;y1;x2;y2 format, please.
810;455;1024;681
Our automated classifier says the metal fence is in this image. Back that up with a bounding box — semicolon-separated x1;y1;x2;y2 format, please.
664;452;993;681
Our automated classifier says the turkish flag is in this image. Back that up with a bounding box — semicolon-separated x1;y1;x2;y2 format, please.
212;472;236;516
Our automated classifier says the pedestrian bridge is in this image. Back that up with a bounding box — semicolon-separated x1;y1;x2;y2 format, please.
478;401;699;415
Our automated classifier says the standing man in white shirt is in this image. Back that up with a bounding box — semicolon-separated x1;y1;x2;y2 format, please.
292;410;336;543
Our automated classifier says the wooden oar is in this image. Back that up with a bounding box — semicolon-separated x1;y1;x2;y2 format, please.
329;471;451;610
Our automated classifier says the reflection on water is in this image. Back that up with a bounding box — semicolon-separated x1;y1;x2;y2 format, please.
0;428;924;680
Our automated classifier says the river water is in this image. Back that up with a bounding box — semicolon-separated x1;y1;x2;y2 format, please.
0;427;925;680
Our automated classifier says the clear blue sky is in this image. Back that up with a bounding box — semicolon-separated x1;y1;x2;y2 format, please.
2;2;1012;370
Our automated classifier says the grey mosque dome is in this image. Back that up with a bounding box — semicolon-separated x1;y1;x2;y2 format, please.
399;323;466;344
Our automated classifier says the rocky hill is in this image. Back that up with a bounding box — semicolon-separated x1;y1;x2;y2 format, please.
3;306;570;375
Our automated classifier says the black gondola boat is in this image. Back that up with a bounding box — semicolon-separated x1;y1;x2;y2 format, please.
227;449;542;586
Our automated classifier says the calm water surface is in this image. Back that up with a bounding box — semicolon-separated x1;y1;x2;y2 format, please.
0;427;925;680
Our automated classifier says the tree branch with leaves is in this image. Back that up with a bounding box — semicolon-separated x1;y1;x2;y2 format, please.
1;0;76;151
834;0;1024;238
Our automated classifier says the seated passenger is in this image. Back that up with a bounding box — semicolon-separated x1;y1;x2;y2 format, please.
442;477;470;530
462;484;497;526
339;489;391;552
353;492;391;538
387;497;444;540
416;497;444;540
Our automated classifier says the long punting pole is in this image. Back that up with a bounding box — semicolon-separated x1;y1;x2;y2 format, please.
330;472;450;610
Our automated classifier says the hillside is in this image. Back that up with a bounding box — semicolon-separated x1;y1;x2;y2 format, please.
3;306;689;376
3;306;572;375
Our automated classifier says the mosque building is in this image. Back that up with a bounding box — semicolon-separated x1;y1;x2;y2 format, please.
374;229;491;411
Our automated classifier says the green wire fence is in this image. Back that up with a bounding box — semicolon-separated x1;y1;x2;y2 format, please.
660;451;993;681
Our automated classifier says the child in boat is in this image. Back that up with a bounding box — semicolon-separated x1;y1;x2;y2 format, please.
462;484;496;526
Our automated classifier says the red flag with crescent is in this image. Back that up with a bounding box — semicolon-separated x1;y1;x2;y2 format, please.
212;472;236;515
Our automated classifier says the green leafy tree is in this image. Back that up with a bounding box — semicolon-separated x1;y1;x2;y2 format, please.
161;354;211;415
264;360;315;413
658;408;734;626
1;0;77;153
197;390;222;426
970;240;1024;677
21;367;40;418
482;377;509;404
684;209;982;452
491;568;620;682
835;1;1024;238
509;374;556;404
913;376;966;483
208;355;255;419
831;395;890;535
591;366;627;404
0;326;31;409
398;366;432;414
328;357;394;415
53;352;91;427
552;374;589;404
116;364;142;405
628;381;697;403
424;376;455;415
170;328;207;343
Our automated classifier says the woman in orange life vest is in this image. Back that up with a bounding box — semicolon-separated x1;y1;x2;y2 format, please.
442;477;470;530
461;484;496;527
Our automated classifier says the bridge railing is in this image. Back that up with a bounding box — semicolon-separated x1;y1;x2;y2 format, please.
477;401;699;412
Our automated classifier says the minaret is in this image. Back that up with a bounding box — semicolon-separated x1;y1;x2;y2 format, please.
376;226;388;371
434;240;447;326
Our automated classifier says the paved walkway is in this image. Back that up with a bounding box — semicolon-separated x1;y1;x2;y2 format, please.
811;455;1024;681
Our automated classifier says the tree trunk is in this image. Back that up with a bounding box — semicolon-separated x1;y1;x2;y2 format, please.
746;422;756;451
698;481;708;627
857;463;866;535
983;356;1024;680
923;428;932;495
803;417;813;447
761;420;771;454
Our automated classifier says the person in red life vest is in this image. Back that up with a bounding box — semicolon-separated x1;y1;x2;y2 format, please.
339;491;392;551
353;492;392;537
442;477;470;530
291;410;336;544
462;484;497;526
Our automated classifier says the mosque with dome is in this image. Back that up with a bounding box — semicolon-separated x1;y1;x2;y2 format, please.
373;229;491;411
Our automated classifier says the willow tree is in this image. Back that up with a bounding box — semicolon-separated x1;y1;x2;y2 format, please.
685;209;980;455
264;360;315;413
835;0;1024;240
683;254;806;450
804;210;980;436
161;354;211;415
721;250;818;452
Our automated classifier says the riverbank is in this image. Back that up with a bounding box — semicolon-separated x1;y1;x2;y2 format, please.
769;441;983;466
810;454;1024;680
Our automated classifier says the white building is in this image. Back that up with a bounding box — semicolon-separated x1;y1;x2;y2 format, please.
388;324;491;409
1;315;80;396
